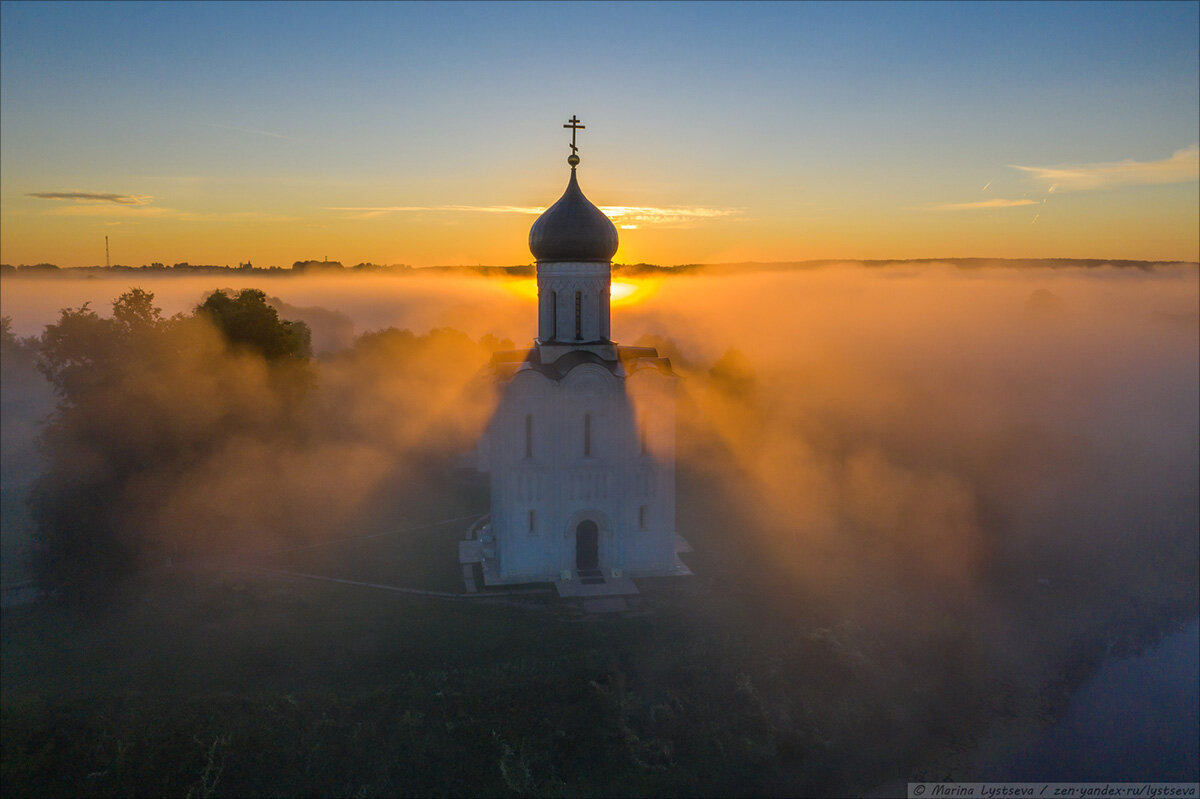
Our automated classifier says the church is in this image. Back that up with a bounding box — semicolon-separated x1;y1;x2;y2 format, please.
467;118;691;597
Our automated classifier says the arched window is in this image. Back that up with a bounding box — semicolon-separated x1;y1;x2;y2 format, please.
638;504;648;530
550;290;557;340
528;509;536;534
574;291;582;339
524;414;533;458
583;413;592;457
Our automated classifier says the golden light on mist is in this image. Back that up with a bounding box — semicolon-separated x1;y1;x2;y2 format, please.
611;278;661;307
504;278;540;303
503;278;654;307
609;281;638;303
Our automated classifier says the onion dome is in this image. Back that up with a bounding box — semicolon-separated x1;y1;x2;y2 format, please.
528;168;619;263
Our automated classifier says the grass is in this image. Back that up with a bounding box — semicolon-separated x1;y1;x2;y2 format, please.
2;560;993;797
2;463;1195;796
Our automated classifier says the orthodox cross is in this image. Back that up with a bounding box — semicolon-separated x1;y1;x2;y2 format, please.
563;115;585;155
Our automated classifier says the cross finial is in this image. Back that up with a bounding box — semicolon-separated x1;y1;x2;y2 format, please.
563;115;585;167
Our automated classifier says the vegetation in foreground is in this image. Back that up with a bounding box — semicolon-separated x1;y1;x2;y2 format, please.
3;535;1194;798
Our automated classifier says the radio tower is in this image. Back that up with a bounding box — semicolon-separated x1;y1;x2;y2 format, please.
105;235;110;268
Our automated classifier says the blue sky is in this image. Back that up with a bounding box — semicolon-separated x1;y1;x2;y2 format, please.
2;1;1197;265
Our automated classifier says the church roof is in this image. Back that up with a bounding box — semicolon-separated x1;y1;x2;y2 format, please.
490;346;674;382
528;169;619;263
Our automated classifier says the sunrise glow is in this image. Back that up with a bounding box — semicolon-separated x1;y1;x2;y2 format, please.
609;281;639;304
1;3;1195;268
503;278;650;308
1;4;1197;795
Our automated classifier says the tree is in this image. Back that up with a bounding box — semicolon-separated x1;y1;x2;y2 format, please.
112;287;162;333
28;288;313;602
35;302;120;403
196;289;311;361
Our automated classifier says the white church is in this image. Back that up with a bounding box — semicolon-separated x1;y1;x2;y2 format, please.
466;118;691;597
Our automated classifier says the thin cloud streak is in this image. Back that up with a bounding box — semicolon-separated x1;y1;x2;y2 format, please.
919;199;1040;211
45;205;174;218
329;205;546;215
1011;144;1199;192
28;191;153;205
42;205;292;222
328;204;743;226
599;206;742;226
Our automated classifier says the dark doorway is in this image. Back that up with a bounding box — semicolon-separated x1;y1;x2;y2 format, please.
575;520;599;571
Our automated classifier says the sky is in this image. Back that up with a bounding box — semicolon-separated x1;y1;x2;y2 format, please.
1;0;1197;268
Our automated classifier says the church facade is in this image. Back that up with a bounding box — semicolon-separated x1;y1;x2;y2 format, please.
472;120;689;592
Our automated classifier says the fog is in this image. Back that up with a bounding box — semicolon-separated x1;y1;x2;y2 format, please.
0;273;532;344
1;262;1197;791
630;266;1197;665
3;265;1196;593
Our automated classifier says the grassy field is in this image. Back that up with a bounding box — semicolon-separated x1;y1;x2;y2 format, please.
0;569;992;797
3;459;1196;797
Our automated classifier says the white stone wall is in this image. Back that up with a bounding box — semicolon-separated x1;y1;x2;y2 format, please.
536;262;612;343
484;357;678;583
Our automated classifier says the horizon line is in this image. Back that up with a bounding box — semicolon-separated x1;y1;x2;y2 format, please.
3;256;1198;273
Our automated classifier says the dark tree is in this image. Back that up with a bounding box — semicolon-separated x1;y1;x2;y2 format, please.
28;288;313;603
197;289;311;360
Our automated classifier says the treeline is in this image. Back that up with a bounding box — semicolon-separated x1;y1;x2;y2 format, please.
5;258;1193;280
0;261;416;276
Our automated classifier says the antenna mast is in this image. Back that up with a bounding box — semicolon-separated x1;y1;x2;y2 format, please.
105;236;110;268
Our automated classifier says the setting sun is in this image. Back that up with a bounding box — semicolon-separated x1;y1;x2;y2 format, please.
504;277;652;307
609;280;639;304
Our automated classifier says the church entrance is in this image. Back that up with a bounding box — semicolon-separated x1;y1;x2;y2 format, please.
575;520;599;571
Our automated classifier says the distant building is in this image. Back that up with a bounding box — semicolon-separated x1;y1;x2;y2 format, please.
469;122;690;596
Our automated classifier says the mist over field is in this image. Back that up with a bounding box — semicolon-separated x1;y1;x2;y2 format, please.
2;261;1197;794
3;261;1197;623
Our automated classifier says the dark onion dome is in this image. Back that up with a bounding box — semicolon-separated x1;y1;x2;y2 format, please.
528;169;618;263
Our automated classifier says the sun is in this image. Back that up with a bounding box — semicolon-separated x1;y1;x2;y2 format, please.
504;278;655;307
610;281;638;302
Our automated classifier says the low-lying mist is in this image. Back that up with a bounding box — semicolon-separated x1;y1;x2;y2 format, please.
626;266;1199;596
0;272;532;345
3;264;1196;608
2;261;1196;791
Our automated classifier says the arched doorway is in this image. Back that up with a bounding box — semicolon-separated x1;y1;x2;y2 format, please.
575;519;599;571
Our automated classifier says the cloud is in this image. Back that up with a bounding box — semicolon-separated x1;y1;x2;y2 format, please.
328;204;743;226
44;204;175;218
41;204;291;222
1010;144;1199;192
328;205;546;216
28;191;153;205
598;206;742;227
918;198;1040;211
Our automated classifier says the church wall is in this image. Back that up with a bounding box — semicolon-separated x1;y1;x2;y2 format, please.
536;261;610;344
488;370;556;581
484;357;680;584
